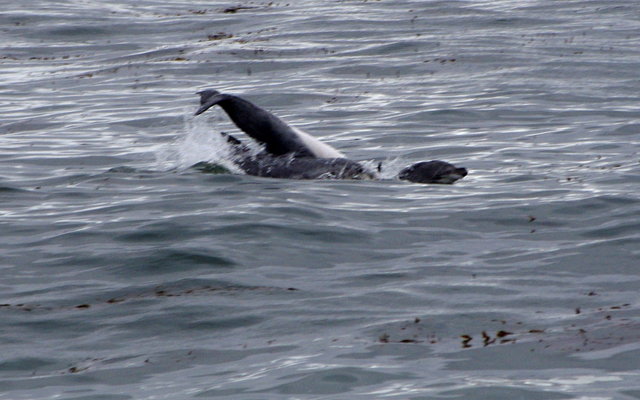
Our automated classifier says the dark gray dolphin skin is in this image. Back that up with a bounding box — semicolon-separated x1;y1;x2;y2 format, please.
398;161;468;184
208;131;374;180
194;89;467;184
238;154;374;180
196;89;315;157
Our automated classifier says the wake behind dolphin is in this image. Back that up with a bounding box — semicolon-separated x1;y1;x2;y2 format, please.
193;90;467;184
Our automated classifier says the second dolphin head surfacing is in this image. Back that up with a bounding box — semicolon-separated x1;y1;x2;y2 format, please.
398;160;468;184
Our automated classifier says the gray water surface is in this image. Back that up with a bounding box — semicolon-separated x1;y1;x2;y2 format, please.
1;1;640;399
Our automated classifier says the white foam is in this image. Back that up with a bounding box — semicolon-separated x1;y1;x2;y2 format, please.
359;157;406;180
154;113;244;174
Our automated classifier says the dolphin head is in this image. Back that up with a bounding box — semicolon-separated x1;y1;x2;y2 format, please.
398;160;467;184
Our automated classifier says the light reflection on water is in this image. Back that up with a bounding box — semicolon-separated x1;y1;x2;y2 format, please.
1;0;639;399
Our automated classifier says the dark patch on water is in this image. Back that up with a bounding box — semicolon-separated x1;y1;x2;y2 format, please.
374;302;637;354
0;285;299;314
191;161;233;174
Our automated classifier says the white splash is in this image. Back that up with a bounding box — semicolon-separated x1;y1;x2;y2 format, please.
359;157;407;180
154;113;245;174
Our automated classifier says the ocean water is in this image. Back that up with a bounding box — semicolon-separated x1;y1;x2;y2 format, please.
1;0;639;399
